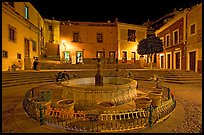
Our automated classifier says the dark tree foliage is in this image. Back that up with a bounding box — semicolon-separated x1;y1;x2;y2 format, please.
137;36;163;55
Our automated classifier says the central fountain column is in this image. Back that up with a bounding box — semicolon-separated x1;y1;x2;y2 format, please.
95;58;103;86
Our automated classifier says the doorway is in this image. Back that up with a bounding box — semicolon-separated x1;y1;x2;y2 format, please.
109;51;115;64
189;51;196;71
76;51;84;64
24;38;30;70
175;52;180;69
122;51;127;63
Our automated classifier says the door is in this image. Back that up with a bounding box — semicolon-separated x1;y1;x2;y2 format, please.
64;51;71;63
109;51;115;64
24;38;30;70
160;55;164;68
76;51;84;64
175;52;180;69
167;54;170;69
189;51;196;71
122;51;127;63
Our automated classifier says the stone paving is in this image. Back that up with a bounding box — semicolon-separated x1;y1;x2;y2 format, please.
2;71;202;133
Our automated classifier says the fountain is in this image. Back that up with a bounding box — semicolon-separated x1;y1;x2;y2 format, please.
23;58;176;133
61;58;138;111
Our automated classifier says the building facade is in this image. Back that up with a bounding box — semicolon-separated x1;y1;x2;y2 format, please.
59;21;118;64
2;2;44;71
155;2;202;73
117;22;147;64
186;3;202;73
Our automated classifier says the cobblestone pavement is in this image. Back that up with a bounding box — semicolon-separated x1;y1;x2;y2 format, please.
171;98;202;133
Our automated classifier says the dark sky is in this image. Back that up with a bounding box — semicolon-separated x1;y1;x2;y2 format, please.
31;0;202;25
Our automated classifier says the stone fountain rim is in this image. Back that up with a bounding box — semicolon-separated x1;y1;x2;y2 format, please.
61;77;137;91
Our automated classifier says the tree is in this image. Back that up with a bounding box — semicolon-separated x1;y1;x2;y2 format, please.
137;36;163;69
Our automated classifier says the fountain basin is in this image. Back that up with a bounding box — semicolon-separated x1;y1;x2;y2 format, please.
61;77;137;109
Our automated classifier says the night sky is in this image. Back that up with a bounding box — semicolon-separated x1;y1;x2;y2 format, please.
31;0;202;25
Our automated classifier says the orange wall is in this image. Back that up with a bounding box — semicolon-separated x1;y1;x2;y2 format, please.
60;23;118;58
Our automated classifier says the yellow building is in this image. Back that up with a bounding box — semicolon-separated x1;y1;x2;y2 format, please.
2;2;148;70
43;19;60;59
117;22;147;64
2;2;44;71
186;3;202;73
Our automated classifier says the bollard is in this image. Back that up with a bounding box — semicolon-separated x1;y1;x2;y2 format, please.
167;88;171;100
148;105;153;128
39;104;43;125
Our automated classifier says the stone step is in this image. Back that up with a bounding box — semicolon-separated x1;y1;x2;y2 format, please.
164;80;202;84
2;79;55;88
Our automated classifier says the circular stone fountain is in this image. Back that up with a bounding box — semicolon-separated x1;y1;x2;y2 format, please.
61;77;137;110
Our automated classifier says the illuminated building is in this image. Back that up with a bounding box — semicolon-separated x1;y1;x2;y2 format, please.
2;2;44;71
155;2;202;73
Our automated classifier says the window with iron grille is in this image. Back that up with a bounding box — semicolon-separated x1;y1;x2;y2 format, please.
73;32;80;42
8;25;17;42
190;24;196;35
173;29;179;45
97;33;103;43
128;29;136;42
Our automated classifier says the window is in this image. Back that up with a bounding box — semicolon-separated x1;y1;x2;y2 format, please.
48;25;53;31
73;32;79;42
165;34;170;47
97;33;103;43
2;50;8;58
24;5;29;19
190;24;196;35
17;53;21;59
173;29;179;45
32;40;37;52
8;2;14;8
128;29;136;42
96;51;105;58
8;25;17;42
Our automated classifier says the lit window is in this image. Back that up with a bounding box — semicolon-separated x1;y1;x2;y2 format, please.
8;25;17;42
2;50;8;58
32;40;37;52
24;5;29;19
17;53;21;59
128;29;136;42
96;51;105;58
73;32;79;42
190;24;196;35
173;29;179;45
97;33;103;43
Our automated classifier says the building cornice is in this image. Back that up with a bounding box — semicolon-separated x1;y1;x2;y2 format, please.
155;9;189;34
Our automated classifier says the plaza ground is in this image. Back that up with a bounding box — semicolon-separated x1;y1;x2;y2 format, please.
2;70;202;133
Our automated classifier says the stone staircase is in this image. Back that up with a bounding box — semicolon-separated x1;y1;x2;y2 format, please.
2;71;57;88
162;70;202;84
2;69;202;88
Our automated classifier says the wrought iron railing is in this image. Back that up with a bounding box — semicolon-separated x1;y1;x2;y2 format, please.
23;83;176;132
